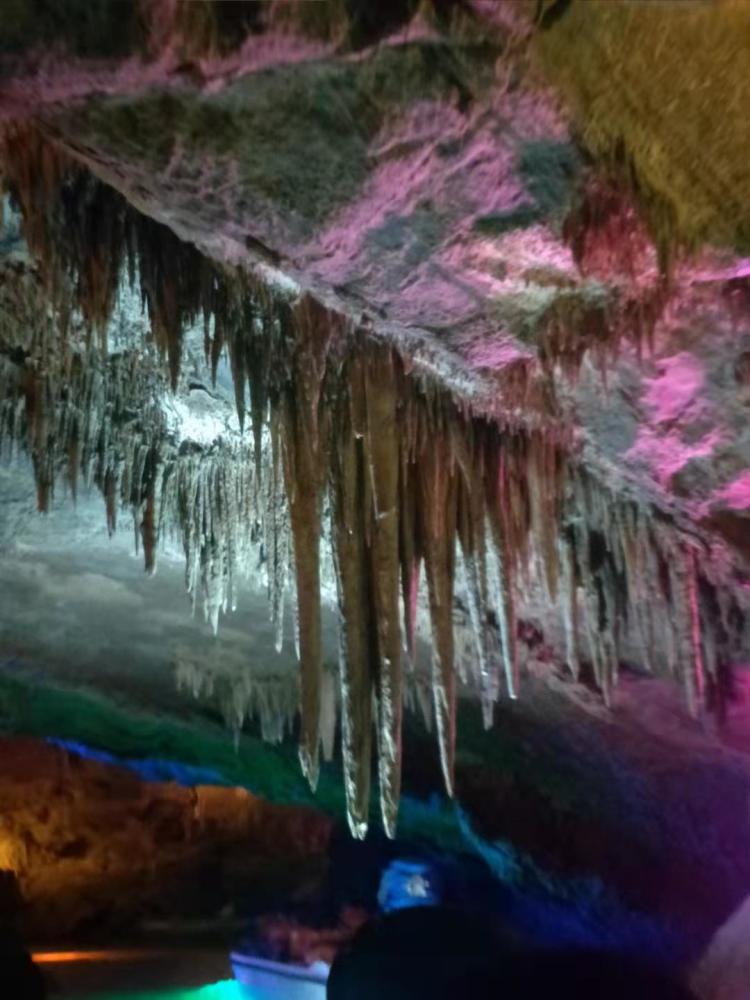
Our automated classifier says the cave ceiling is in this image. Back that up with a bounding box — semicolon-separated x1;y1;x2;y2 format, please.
0;0;749;840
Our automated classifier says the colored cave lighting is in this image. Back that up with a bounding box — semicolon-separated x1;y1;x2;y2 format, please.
31;954;244;999
85;985;242;1000
99;985;241;1000
32;950;165;964
64;980;242;1000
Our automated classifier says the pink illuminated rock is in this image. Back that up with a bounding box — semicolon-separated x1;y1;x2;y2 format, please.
693;895;750;1000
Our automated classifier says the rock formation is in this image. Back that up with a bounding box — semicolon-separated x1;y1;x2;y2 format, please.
0;0;749;977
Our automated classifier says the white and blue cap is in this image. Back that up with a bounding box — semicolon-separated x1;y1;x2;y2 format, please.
377;858;444;913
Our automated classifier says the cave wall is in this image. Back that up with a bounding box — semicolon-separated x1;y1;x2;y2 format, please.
0;737;331;940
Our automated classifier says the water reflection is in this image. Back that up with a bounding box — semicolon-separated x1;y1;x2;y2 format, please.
33;948;239;1000
70;984;242;1000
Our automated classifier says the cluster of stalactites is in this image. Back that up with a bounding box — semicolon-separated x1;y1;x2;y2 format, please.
270;297;568;836
0;346;164;517
0;121;225;389
1;123;741;840
535;279;668;386
174;650;303;749
0;323;264;638
0;257;568;839
557;471;738;719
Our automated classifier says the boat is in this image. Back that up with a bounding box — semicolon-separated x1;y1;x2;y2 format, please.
230;950;330;999
138;914;245;937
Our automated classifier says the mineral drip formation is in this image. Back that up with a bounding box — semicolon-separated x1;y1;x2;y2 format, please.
0;124;745;838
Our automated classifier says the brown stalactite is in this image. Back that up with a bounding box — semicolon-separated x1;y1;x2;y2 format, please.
266;405;289;651
67;432;80;504
230;324;248;436
687;547;707;707
104;468;117;536
417;410;459;797
22;367;53;512
503;433;532;586
398;408;422;666
363;345;403;838
320;665;337;765
280;295;333;792
330;356;375;838
247;312;272;488
484;434;519;700
456;429;496;723
668;542;708;719
140;450;158;575
558;529;579;680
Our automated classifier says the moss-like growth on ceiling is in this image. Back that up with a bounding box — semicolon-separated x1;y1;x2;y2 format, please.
67;66;373;232
474;139;581;235
534;0;750;261
0;0;487;68
52;38;490;235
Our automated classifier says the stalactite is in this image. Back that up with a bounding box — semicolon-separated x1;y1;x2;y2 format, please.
363;346;403;837
0;125;67;315
457;488;491;719
455;428;498;725
398;408;421;667
263;406;290;653
528;430;563;602
500;432;532;587
139;450;158;575
2;121;220;389
173;441;258;633
330;354;375;839
484;434;519;700
567;472;624;703
667;541;707;718
414;669;434;733
686;547;706;707
700;603;719;693
560;466;740;719
247;312;273;488
320;665;337;765
537;287;611;379
557;529;579;680
533;277;667;382
280;294;333;793
416;409;459;797
101;467;116;536
175;650;299;747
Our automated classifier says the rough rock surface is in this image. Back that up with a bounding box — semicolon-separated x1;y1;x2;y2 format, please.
693;895;750;1000
0;0;749;977
0;737;331;940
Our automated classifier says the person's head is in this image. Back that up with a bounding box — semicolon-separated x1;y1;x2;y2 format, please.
328;910;695;1000
328;905;514;1000
478;948;696;1000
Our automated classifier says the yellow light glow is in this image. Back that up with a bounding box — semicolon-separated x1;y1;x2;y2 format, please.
0;835;21;871
31;949;163;965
